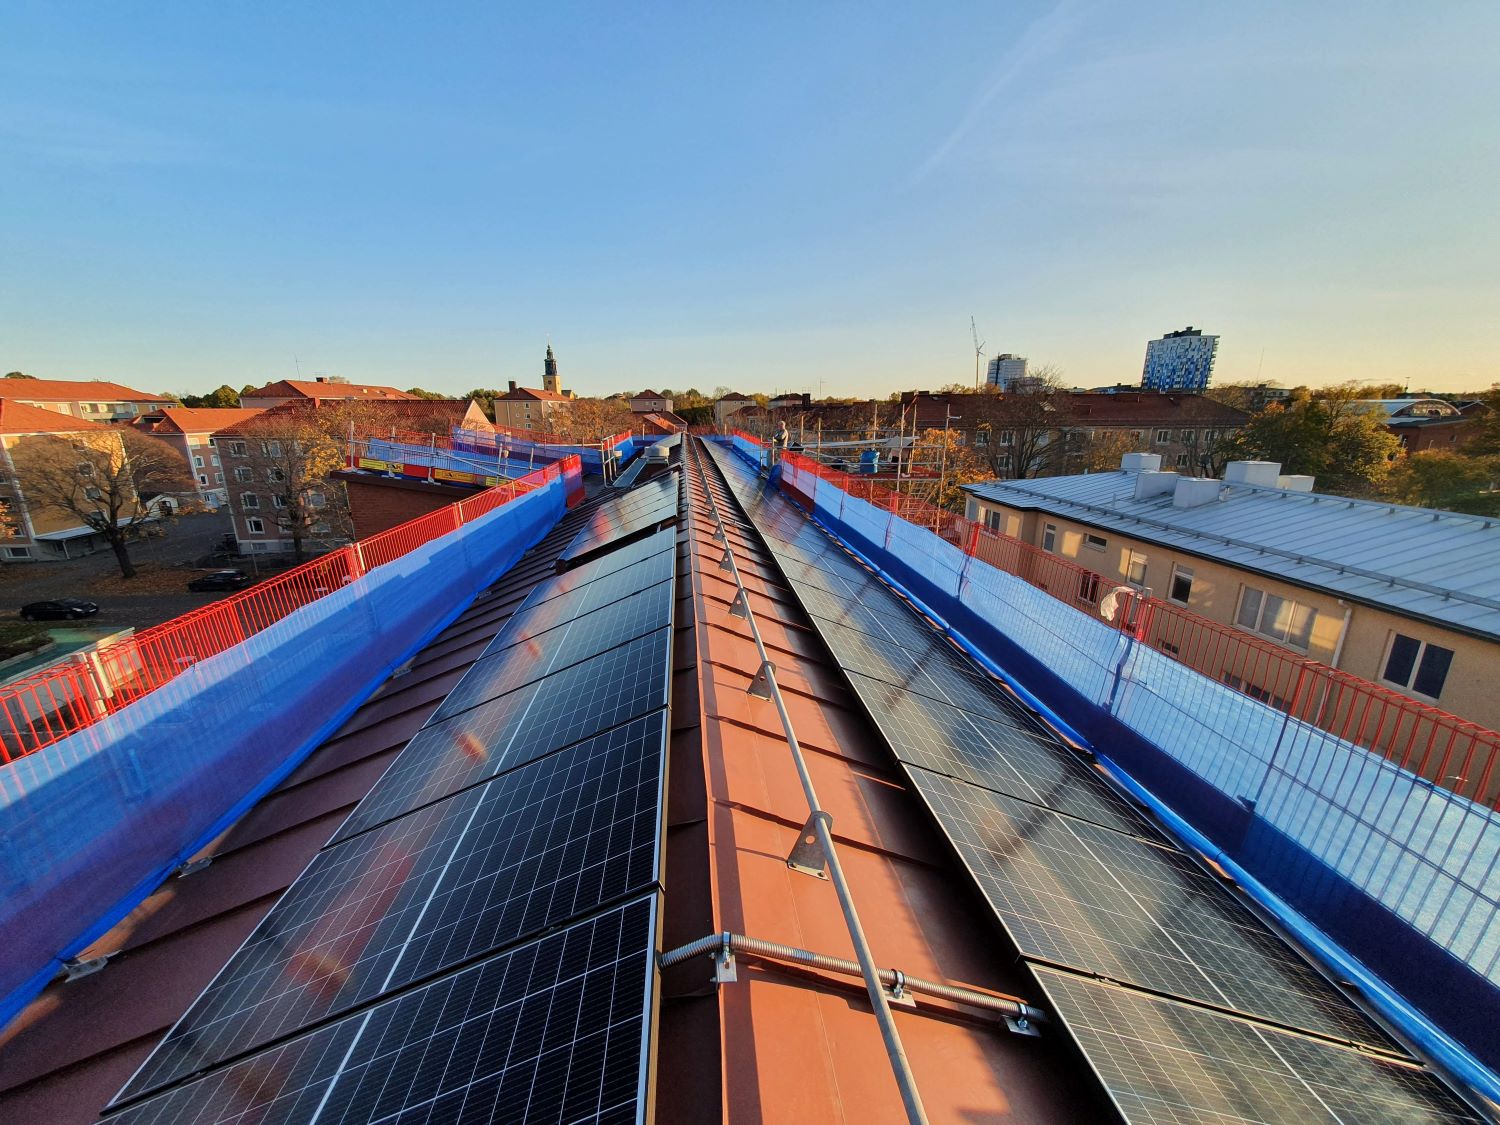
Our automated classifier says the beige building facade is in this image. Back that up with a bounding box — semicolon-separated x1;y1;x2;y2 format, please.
965;460;1500;734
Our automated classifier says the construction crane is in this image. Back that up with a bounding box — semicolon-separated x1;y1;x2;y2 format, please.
971;317;986;390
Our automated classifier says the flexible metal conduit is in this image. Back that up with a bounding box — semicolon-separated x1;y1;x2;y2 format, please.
689;438;931;1125
660;931;1047;1026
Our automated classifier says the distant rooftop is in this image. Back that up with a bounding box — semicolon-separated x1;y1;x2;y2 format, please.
965;467;1500;643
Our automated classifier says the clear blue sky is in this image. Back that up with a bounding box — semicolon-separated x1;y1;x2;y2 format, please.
4;2;1497;399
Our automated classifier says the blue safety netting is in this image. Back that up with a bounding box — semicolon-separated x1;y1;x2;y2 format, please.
0;478;566;1029
450;429;642;477
357;437;532;481
740;441;1500;1099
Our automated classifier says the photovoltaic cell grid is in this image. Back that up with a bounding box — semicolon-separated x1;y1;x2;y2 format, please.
117;713;668;1100
335;627;673;843
107;897;659;1125
559;478;679;566
523;528;676;612
1033;968;1481;1125
489;557;675;659
435;581;675;722
703;440;1472;1110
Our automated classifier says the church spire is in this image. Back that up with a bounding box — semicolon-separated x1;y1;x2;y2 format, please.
543;343;561;394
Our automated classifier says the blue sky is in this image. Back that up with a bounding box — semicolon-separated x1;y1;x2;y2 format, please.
3;2;1497;399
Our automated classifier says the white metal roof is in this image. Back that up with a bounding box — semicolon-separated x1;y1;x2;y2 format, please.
964;472;1500;642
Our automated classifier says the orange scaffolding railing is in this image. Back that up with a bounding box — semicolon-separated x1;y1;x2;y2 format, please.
778;450;1500;808
0;457;577;766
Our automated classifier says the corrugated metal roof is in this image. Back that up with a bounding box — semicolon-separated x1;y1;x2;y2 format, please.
965;472;1500;642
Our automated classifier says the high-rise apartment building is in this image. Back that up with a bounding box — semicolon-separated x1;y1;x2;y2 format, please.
985;353;1028;390
1142;326;1218;392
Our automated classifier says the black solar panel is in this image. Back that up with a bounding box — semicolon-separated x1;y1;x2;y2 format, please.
1033;968;1480;1125
520;528;676;612
435;581;674;722
334;628;673;842
841;671;1149;836
908;766;1399;1050
559;479;679;566
485;560;676;660
107;896;659;1125
117;712;668;1100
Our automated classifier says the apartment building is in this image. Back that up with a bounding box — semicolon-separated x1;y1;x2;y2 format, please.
239;378;418;411
134;407;265;505
0;378;176;423
964;455;1500;731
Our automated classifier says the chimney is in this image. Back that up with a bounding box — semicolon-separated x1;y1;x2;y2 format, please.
1173;477;1221;509
508;380;518;393
1133;470;1179;500
1120;452;1162;473
1223;461;1281;488
1278;474;1316;492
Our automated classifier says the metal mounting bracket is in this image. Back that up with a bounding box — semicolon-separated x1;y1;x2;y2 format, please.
1004;1013;1042;1037
728;588;749;619
786;811;832;879
886;969;917;1008
175;856;214;879
712;932;737;983
712;523;726;541
747;660;775;700
62;956;110;982
718;547;734;571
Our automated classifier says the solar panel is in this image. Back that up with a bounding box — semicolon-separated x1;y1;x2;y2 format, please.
117;711;668;1100
559;479;679;566
1033;968;1480;1125
485;561;676;660
435;581;674;722
841;671;1149;836
907;766;1399;1050
106;896;659;1125
517;528;676;615
334;628;673;842
611;454;649;489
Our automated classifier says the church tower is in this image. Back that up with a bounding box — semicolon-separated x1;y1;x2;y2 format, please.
543;344;562;395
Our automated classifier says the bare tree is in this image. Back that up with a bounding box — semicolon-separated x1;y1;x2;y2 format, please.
228;410;350;562
963;365;1070;479
7;428;195;577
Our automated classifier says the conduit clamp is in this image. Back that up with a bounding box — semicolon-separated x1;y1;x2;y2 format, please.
713;932;737;984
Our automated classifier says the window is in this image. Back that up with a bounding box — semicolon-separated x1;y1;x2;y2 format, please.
193;455;204;468
261;440;281;457
307;490;326;508
227;441;247;457
996;453;1012;471
1154;429;1172;445
210;454;220;465
84;486;102;500
5;546;31;559
246;517;265;534
197;474;209;485
1077;572;1100;604
234;467;253;483
975;428;990;448
1176;453;1190;468
1125;551;1147;588
267;468;286;483
1168;565;1194;605
1204;429;1219;442
1084;533;1107;551
241;492;260;510
76;461;94;477
1180;429;1196;443
273;494;288;509
214;473;223;484
1042;523;1057;552
999;430;1014;446
1381;634;1453;700
984;509;1002;532
1130;430;1143;442
1236;586;1316;650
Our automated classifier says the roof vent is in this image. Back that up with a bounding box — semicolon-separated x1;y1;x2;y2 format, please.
1173;477;1221;509
1278;475;1315;492
1223;461;1281;488
1120;452;1162;473
1133;470;1179;500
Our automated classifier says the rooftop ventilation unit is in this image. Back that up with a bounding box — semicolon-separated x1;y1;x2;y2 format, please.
1133;470;1179;500
1173;477;1221;509
1223;461;1281;488
1120;452;1163;473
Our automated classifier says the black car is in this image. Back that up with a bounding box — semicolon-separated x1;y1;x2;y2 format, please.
187;570;253;593
20;598;100;621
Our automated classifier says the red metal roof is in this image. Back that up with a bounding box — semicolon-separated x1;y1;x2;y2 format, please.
0;380;174;404
0;400;114;435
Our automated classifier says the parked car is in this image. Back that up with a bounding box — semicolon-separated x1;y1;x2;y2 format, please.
20;598;100;621
187;569;254;593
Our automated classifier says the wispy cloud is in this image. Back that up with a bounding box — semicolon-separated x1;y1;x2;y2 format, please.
911;0;1096;184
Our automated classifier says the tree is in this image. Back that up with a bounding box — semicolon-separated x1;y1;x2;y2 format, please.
205;384;241;408
404;387;449;400
1383;451;1499;515
961;366;1070;480
228;410;349;563
1080;430;1142;474
1221;384;1401;494
4;372;35;380
548;398;636;443
7;428;195;577
1467;386;1500;456
909;428;990;512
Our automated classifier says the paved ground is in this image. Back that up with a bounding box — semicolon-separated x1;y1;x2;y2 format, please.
0;512;297;633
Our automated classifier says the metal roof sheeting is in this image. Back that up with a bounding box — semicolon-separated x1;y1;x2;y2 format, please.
965;472;1500;642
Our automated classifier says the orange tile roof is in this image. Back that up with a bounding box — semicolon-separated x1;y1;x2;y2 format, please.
139;407;266;435
496;386;573;402
0;400;114;435
0;379;173;404
243;380;418;401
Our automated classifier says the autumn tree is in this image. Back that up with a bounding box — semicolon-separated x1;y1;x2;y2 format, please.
909;427;991;512
962;367;1070;480
1383;451;1499;515
1467;385;1500;456
1221;384;1400;495
225;409;349;562
549;398;637;443
7;428;195;578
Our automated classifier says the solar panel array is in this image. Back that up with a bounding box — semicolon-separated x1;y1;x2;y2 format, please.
702;440;1480;1122
108;477;681;1123
559;475;679;568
